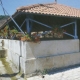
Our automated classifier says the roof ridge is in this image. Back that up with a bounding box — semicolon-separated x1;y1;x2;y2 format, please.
17;3;80;12
16;3;55;11
17;4;40;11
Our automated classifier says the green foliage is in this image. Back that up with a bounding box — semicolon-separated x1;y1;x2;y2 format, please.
10;29;18;34
41;69;48;75
4;25;9;29
35;69;48;75
0;15;9;20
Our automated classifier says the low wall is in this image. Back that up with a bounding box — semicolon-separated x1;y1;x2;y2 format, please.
24;52;80;75
22;39;79;58
0;39;80;76
0;39;21;69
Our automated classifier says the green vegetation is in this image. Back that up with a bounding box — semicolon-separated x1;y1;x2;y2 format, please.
0;15;9;20
0;58;17;80
0;58;27;80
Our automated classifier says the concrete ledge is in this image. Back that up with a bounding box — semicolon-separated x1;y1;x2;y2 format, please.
24;52;80;75
36;52;80;70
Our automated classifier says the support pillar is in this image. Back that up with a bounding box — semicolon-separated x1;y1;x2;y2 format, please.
74;20;78;39
26;15;33;35
26;18;30;34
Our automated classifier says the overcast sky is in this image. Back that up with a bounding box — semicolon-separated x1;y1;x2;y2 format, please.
0;0;80;15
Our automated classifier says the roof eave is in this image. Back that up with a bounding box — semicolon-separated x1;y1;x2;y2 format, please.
1;12;80;29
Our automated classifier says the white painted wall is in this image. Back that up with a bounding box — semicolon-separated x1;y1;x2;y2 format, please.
22;40;79;58
0;39;22;69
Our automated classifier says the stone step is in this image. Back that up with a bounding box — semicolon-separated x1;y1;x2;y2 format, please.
0;47;7;58
22;52;80;76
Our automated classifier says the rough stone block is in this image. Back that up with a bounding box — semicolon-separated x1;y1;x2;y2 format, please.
0;49;7;58
24;58;36;75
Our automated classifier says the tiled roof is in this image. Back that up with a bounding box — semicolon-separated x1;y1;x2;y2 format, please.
17;3;80;18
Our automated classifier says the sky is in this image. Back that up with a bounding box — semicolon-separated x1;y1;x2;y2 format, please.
0;0;80;15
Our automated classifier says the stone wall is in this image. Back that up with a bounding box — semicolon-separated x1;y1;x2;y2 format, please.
0;39;80;76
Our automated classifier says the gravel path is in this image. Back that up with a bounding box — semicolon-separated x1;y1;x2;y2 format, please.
27;65;80;80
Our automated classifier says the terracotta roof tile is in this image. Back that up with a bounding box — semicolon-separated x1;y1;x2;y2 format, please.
17;3;80;18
